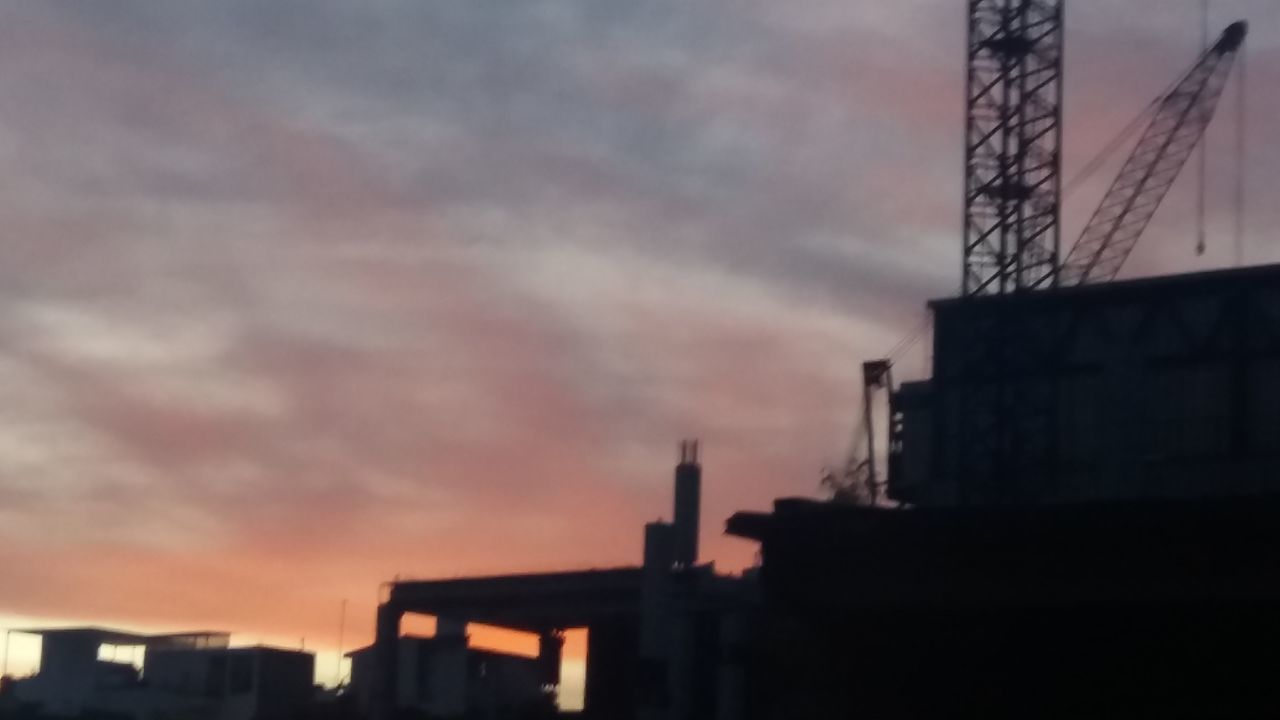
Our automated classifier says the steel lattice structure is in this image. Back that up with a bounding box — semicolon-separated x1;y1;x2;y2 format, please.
963;0;1064;297
1062;22;1248;285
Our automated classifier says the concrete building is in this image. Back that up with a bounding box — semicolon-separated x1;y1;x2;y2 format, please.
889;264;1280;506
728;495;1280;719
723;264;1280;718
9;627;315;720
347;630;546;718
369;441;757;720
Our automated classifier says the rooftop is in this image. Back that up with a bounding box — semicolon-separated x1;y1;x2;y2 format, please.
12;627;230;649
385;567;647;633
930;262;1280;311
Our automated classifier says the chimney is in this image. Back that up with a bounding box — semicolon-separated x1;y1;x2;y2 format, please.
672;439;701;568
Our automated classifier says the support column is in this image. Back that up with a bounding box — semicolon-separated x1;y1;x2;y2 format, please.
431;617;469;717
584;619;639;719
371;602;402;720
716;611;750;720
538;629;564;690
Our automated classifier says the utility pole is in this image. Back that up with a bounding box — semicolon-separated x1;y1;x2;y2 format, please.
336;599;348;687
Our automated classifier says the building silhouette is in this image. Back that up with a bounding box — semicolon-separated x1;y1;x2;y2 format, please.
4;627;314;719
368;442;756;720
346;622;548;717
728;263;1280;719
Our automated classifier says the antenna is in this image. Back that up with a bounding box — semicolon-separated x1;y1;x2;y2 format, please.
679;439;699;464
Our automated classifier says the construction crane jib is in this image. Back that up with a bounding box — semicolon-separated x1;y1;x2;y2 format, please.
1062;21;1248;285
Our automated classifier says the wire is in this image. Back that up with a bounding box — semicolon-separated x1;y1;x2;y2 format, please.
1234;36;1246;266
885;312;931;364
1061;34;1213;202
1196;0;1209;257
1062;102;1160;200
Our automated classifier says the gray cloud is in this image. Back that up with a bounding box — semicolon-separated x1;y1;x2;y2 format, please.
0;0;1276;648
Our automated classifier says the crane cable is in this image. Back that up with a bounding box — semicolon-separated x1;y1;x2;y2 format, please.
1061;21;1242;268
1061;101;1160;201
1234;38;1246;266
1060;29;1216;204
884;312;931;364
1197;0;1209;257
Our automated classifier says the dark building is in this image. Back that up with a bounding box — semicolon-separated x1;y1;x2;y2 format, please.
727;264;1280;718
347;630;546;718
7;627;314;720
890;263;1280;506
729;496;1280;719
370;443;756;720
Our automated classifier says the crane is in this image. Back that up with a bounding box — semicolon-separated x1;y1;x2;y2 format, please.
1062;21;1247;285
823;360;894;506
962;0;1065;297
834;11;1248;505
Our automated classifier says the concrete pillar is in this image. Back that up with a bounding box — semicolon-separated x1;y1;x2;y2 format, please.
430;617;469;717
716;612;750;720
538;630;564;689
641;522;674;659
371;603;402;720
667;578;696;720
584;619;638;719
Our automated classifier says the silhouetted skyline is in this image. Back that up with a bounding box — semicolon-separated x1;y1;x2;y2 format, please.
0;0;1278;687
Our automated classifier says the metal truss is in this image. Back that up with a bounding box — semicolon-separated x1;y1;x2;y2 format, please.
964;0;1064;297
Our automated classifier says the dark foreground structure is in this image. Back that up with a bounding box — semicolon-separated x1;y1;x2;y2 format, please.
368;443;756;720
2;627;314;720
365;265;1280;719
730;497;1280;719
890;263;1280;506
727;263;1280;719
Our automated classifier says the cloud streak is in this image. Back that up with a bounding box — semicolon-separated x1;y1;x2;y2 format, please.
0;0;1277;671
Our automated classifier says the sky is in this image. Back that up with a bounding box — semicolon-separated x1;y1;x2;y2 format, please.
0;0;1278;689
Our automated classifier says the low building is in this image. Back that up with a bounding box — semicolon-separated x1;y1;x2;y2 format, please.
347;629;547;718
9;626;315;720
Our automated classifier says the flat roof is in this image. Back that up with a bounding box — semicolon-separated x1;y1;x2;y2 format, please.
386;567;648;633
727;495;1280;607
345;634;537;660
13;627;230;648
930;262;1280;311
728;494;1280;542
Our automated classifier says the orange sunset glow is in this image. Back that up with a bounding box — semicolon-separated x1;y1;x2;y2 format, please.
1;0;1279;703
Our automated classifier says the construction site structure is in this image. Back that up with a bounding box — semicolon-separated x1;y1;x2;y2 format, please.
855;9;1253;507
367;443;756;720
1062;21;1248;285
963;0;1064;296
889;263;1280;506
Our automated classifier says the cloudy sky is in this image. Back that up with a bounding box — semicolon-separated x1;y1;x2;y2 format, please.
0;0;1277;686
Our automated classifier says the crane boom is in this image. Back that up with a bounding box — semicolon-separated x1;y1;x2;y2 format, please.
1061;21;1246;285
